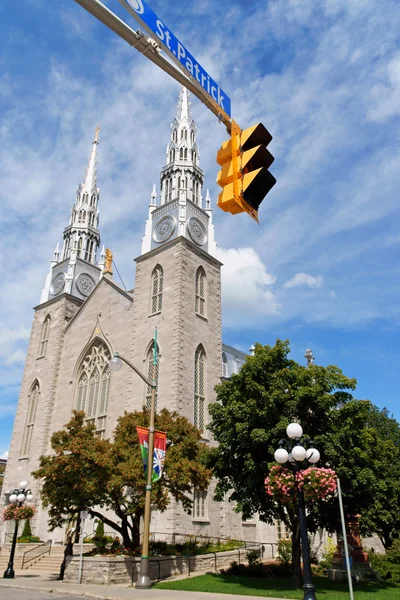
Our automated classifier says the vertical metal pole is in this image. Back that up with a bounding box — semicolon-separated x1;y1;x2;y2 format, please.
136;329;157;589
297;488;316;600
336;478;354;600
3;517;19;578
78;516;85;584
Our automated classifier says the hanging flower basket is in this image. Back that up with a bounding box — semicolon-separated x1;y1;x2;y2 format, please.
297;467;337;501
265;465;336;503
2;505;36;522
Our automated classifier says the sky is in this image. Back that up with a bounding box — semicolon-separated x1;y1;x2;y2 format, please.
1;0;400;456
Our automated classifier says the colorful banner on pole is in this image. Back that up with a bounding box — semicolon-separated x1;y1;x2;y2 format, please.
136;426;166;482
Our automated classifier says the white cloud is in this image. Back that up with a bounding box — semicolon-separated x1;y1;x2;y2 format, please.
218;247;280;327
0;451;9;460
367;53;400;122
283;273;324;289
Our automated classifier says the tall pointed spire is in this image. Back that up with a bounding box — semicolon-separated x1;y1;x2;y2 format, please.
40;128;104;304
159;85;203;206
141;86;217;258
61;128;102;264
83;125;100;193
175;86;191;124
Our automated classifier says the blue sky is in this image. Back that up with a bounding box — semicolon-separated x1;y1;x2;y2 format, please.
1;0;400;456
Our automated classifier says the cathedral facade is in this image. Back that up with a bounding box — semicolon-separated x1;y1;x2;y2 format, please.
1;88;277;547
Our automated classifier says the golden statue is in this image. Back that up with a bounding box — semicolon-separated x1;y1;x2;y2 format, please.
104;248;113;273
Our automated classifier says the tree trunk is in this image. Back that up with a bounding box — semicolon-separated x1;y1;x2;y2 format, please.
130;513;141;549
120;517;134;550
382;532;393;550
291;520;301;589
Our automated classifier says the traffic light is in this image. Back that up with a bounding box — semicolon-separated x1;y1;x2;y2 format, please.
216;122;276;222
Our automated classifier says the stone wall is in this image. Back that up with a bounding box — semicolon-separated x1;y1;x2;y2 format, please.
64;548;255;585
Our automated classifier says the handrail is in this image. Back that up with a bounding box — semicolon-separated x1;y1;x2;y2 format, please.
21;540;52;569
145;530;277;555
150;541;268;581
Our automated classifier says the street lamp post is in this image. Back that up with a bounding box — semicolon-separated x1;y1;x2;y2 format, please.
108;332;157;589
274;423;320;600
3;481;34;579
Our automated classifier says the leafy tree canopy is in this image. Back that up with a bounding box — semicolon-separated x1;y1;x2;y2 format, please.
33;409;211;549
208;339;399;548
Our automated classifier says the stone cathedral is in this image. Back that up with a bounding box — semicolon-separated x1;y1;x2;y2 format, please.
1;88;277;546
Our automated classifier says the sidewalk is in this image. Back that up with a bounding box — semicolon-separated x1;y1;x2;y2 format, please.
0;570;294;600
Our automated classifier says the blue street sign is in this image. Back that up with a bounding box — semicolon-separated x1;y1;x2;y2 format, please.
121;0;231;118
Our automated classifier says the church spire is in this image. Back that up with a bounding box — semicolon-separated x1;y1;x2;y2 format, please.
40;129;103;304
141;86;217;258
61;128;101;265
83;125;100;192
159;85;202;206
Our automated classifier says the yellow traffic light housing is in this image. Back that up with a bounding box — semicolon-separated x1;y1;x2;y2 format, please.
216;122;276;222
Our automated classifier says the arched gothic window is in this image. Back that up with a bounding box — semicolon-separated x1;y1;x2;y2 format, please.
184;148;188;160
78;237;83;258
191;131;195;144
173;129;177;143
180;148;183;160
145;342;160;411
85;239;94;262
151;265;163;314
21;380;40;456
194;345;206;431
181;128;187;140
195;267;206;317
194;181;200;204
75;341;111;438
91;195;96;206
38;315;51;357
222;352;228;377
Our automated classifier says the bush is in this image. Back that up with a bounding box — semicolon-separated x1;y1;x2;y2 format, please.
16;536;41;543
246;548;261;567
317;537;336;574
277;538;292;566
92;520;113;551
370;540;400;583
150;540;168;555
21;520;32;538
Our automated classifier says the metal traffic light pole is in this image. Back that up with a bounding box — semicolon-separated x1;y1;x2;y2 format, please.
72;0;232;133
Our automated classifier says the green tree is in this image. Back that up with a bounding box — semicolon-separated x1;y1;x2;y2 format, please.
21;519;33;538
33;409;211;549
208;339;357;588
358;405;400;548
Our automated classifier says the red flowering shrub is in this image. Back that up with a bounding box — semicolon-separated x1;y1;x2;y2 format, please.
2;505;36;521
265;466;336;503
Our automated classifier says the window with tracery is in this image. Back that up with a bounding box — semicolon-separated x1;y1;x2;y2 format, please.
75;341;111;438
151;265;163;314
194;345;206;431
222;352;228;377
21;380;40;456
145;342;160;412
195;267;206;317
38;315;51;358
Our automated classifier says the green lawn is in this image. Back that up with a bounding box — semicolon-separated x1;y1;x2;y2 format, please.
155;573;400;599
